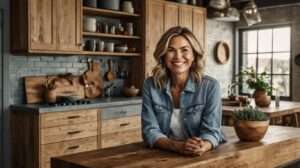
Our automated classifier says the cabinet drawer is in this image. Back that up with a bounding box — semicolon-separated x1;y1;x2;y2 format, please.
41;109;98;128
41;136;97;166
41;122;98;144
101;116;141;134
101;129;142;148
101;104;141;120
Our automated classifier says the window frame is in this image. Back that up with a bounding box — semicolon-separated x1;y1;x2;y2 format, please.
238;25;292;100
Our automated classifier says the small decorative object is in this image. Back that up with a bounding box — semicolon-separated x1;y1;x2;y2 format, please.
190;0;196;5
122;1;134;13
209;0;227;9
123;85;140;97
85;39;97;51
96;40;105;52
98;0;120;10
275;88;280;107
214;41;230;64
295;54;300;65
115;44;128;53
237;67;272;107
176;0;188;4
233;105;269;142
83;17;97;32
83;0;97;8
116;23;124;34
125;22;134;36
127;47;136;53
102;23;109;33
105;42;114;52
110;25;116;34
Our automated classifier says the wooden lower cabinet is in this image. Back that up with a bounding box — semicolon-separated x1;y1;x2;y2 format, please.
41;136;97;168
11;104;142;168
100;116;142;148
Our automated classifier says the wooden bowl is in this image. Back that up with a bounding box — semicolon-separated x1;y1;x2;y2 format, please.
234;120;269;142
123;86;139;97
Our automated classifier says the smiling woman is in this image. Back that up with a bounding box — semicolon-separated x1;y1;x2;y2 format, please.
141;26;226;156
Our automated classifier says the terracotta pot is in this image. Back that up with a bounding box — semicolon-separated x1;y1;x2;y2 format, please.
234;120;269;142
253;89;271;107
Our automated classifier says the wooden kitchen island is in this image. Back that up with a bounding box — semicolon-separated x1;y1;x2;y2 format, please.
52;126;300;168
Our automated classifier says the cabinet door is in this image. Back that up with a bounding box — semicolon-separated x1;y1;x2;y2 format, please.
164;3;178;31
193;8;206;51
145;0;164;77
56;0;82;52
29;0;56;51
179;6;193;32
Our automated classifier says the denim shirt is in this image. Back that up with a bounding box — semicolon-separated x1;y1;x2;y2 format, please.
141;75;226;148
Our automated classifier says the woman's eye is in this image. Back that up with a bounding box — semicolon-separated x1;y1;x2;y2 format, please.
182;48;189;52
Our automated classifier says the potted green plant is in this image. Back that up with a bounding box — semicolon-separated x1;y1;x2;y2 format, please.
233;105;270;141
237;67;272;107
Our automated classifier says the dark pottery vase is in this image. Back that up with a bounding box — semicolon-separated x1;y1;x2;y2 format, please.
253;89;271;107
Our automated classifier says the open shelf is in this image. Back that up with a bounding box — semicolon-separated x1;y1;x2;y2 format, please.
83;7;140;18
81;51;141;57
83;32;141;39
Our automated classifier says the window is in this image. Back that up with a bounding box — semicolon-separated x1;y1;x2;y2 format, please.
239;26;291;98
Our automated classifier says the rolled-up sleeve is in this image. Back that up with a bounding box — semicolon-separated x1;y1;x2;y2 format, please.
199;80;223;148
141;79;167;147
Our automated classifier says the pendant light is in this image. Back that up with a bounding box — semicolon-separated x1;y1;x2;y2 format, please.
210;0;240;22
242;0;262;26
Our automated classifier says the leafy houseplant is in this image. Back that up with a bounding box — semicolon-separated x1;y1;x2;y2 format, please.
233;105;270;142
237;67;272;107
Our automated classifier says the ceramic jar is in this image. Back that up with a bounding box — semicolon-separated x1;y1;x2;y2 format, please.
105;42;114;52
122;1;134;13
83;17;97;32
125;22;134;36
98;0;120;10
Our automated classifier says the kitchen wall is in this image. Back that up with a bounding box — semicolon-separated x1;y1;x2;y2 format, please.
235;5;300;101
206;20;234;95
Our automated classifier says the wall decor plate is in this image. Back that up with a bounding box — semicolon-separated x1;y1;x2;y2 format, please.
214;41;230;64
295;54;300;65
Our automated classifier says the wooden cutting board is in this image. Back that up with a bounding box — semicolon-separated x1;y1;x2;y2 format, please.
82;61;103;98
25;75;85;104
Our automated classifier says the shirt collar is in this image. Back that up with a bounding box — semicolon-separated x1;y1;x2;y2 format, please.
164;75;196;94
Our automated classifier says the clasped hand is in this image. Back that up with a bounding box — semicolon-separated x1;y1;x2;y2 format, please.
175;137;212;156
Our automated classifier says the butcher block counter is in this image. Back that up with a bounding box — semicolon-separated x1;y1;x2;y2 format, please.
52;126;300;168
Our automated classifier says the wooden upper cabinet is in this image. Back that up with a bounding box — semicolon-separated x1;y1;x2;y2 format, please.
164;3;178;31
56;0;82;52
29;0;56;51
192;8;206;51
145;0;164;77
179;6;193;31
11;0;82;54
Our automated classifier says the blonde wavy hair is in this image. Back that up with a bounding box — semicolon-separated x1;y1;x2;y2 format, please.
152;26;205;89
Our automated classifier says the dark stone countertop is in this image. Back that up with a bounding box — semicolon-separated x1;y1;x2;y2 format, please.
10;97;142;114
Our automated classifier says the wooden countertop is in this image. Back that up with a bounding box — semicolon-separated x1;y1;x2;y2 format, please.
223;101;300;118
52;126;300;168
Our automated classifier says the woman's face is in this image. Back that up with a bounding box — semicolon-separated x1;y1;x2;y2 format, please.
164;35;194;76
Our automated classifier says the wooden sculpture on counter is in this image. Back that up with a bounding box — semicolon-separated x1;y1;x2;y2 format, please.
45;74;85;103
82;61;103;98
